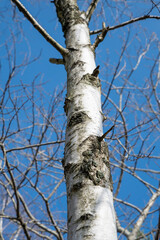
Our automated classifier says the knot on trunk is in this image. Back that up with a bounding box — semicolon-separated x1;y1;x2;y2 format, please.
80;136;113;190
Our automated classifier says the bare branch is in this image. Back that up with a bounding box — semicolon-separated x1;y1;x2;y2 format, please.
24;227;53;240
90;15;160;35
102;31;130;109
6;140;65;153
49;58;64;65
114;198;142;214
47;176;65;200
26;178;64;240
128;187;160;240
11;0;68;57
0;143;31;239
18;192;60;238
155;207;160;240
116;214;130;238
86;0;100;22
92;22;109;50
112;162;157;192
98;125;114;142
149;0;160;14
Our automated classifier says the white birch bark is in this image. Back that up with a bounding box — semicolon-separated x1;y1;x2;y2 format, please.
54;1;117;239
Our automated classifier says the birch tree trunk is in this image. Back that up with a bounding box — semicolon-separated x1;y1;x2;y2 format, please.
54;1;117;239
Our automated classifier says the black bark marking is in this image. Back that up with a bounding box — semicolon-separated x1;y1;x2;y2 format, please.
67;111;88;127
54;1;86;36
72;182;83;191
80;213;94;221
80;136;113;190
70;60;85;71
80;73;101;88
64;97;72;115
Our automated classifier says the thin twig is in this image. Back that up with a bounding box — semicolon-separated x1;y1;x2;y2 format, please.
90;15;160;35
114;198;142;214
115;212;130;238
86;0;100;22
92;22;109;50
0;143;31;239
6;140;65;153
47;176;65;200
98;125;114;142
150;0;160;14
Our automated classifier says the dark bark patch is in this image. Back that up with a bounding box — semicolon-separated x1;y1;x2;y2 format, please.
80;73;101;88
91;65;100;77
81;159;106;186
70;60;85;71
64;162;79;174
72;182;83;191
79;213;94;221
82;150;93;158
64;162;84;193
80;136;113;190
67;111;88;127
54;1;86;36
64;97;72;115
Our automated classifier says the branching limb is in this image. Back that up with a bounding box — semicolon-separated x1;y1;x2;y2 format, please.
0;199;5;240
24;227;53;240
112;162;157;192
0;143;31;239
110;93;130;198
102;31;130;109
92;22;109;50
18;192;60;238
149;0;160;14
47;176;65;200
86;0;100;22
116;214;130;238
114;198;142;214
26;178;64;240
11;0;68;57
128;187;160;240
155;207;160;240
90;15;160;35
49;58;64;65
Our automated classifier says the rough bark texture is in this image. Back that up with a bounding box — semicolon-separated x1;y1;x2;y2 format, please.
54;1;117;239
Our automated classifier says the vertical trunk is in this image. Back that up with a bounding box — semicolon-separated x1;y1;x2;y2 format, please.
54;1;117;239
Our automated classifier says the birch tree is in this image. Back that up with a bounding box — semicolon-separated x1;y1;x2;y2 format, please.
0;0;160;239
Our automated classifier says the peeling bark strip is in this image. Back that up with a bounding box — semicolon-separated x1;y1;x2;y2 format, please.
54;1;117;239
